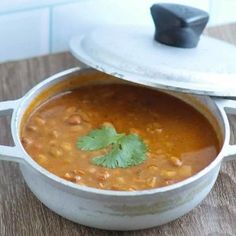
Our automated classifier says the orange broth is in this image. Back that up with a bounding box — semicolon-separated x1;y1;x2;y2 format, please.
21;83;219;191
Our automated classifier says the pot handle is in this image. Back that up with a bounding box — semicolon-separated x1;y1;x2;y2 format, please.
0;99;25;163
214;98;236;162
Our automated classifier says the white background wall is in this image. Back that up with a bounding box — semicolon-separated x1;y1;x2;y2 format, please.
0;0;235;63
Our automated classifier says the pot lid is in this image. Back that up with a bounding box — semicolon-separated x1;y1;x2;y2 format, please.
70;3;236;97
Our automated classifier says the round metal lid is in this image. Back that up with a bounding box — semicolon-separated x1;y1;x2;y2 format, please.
70;25;236;97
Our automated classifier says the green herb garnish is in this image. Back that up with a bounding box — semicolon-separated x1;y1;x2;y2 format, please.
77;126;148;168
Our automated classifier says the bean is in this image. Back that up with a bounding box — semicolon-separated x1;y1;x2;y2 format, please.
111;169;121;175
152;122;161;128
72;170;85;176
66;106;77;114
27;125;38;132
81;99;90;104
21;137;33;147
70;125;83;132
99;182;105;189
33;143;43;150
179;165;192;177
116;177;125;183
144;139;150;145
120;186;134;191
37;154;47;164
102;122;114;127
156;128;163;134
110;185;121;191
61;142;72;152
146;127;154;133
147;152;156;158
79;112;90;122
63;158;72;164
137;169;150;178
67;114;82;125
146;128;157;134
75;175;82;183
110;185;130;191
63;116;69;122
134;178;146;184
161;170;176;179
155;149;164;154
129;128;140;135
148;152;166;159
128;187;137;191
169;156;182;167
49;140;57;146
79;153;87;159
148;165;159;172
35;117;46;126
97;171;110;181
51;130;59;138
146;122;161;133
49;147;63;157
165;179;178;185
78;170;85;175
64;173;74;181
88;167;97;174
146;177;157;188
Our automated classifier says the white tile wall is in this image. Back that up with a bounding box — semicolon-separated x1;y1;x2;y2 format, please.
210;0;236;25
52;0;158;53
52;0;210;53
0;0;235;62
0;0;78;14
0;9;49;62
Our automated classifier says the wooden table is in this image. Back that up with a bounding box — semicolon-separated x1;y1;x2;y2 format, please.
0;24;236;236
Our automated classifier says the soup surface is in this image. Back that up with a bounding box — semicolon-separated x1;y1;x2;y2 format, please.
21;83;219;191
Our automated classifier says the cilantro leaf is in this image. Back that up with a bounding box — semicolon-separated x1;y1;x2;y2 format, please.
77;126;148;168
92;134;147;168
77;126;117;151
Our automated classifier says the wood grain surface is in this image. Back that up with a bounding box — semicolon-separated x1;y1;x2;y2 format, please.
0;24;236;236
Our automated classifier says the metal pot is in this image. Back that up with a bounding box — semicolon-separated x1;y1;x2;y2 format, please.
0;67;236;230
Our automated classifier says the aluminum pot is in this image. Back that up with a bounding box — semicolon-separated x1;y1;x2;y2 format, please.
0;67;236;231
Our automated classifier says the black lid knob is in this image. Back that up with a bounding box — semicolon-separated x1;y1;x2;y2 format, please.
150;4;209;48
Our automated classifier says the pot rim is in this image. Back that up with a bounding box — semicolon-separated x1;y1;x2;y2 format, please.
13;67;230;196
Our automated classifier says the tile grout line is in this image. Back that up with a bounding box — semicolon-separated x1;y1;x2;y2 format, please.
0;0;81;16
209;0;214;23
49;6;53;53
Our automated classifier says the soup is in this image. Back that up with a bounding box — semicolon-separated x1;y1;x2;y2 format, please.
21;83;219;191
